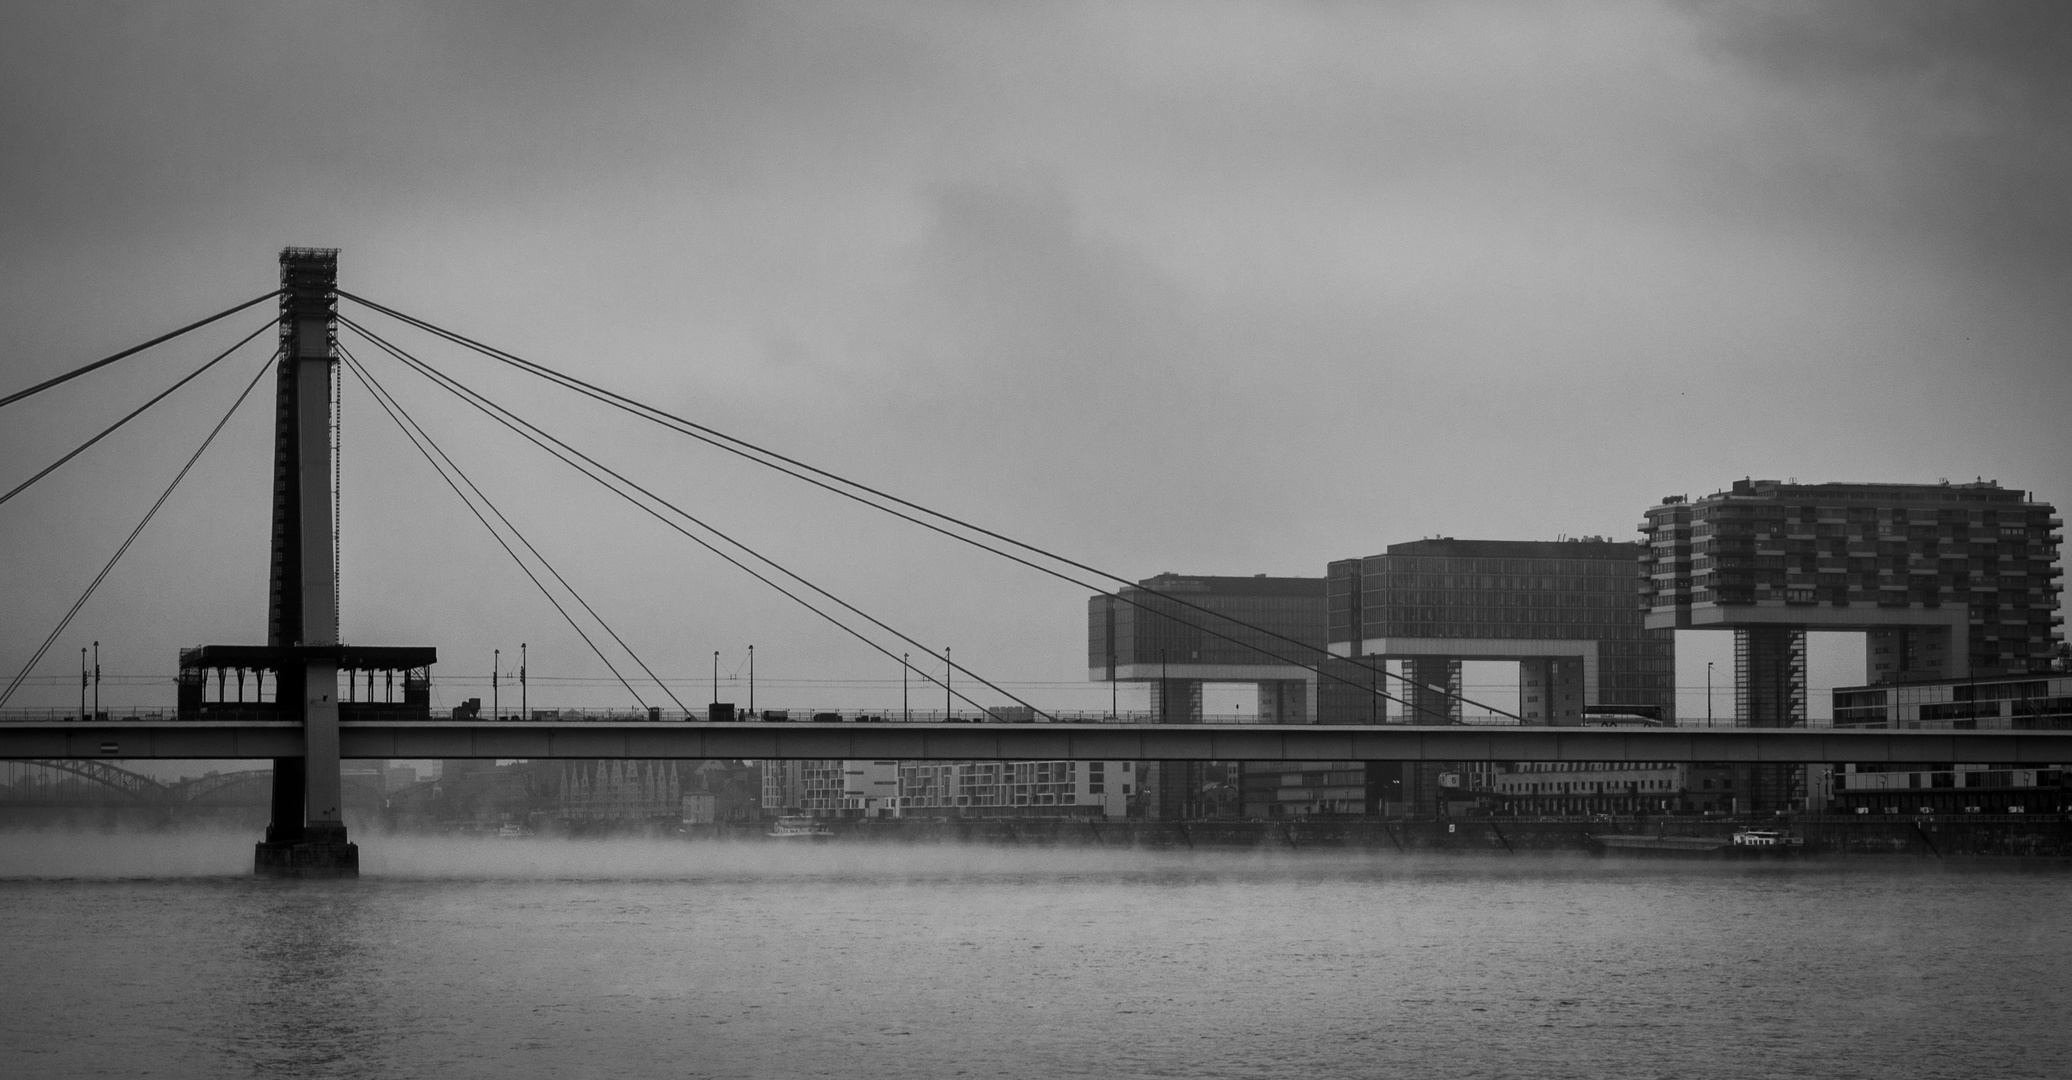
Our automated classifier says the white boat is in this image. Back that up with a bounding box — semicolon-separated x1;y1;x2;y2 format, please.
1731;828;1802;849
766;815;834;839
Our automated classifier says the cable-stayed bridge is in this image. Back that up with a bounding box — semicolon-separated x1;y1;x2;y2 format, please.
4;248;2068;875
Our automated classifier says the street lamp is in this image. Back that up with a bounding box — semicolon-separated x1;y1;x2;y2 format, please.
945;647;952;720
493;648;500;721
520;643;527;722
1707;661;1714;727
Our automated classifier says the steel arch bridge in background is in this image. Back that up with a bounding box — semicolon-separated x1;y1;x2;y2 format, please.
0;758;168;804
0;760;278;807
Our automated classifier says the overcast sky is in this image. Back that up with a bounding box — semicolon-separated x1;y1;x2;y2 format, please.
2;1;2066;724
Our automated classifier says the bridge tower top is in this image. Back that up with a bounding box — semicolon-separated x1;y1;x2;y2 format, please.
269;248;339;649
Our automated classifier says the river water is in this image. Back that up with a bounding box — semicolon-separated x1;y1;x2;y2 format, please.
1;832;2066;1079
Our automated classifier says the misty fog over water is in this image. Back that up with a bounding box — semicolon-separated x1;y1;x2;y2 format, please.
2;832;2067;1079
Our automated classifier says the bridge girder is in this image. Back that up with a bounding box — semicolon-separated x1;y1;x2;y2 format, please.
2;721;2069;764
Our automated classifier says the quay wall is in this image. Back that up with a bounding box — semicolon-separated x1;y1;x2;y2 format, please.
693;814;2072;859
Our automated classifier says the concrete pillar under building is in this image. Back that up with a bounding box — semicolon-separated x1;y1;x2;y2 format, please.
1255;680;1309;724
1150;679;1202;724
1735;626;1806;727
1733;625;1807;813
1404;658;1461;725
1517;658;1585;724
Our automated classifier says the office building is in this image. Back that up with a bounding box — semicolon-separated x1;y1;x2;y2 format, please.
1325;538;1673;724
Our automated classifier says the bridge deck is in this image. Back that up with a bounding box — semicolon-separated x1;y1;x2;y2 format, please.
1;721;2067;763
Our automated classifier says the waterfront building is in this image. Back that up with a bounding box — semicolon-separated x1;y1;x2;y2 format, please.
1830;764;2069;815
1325;537;1674;724
1833;671;2072;729
1087;573;1324;817
761;760;894;817
1238;761;1369;818
1641;478;2065;810
895;760;1132;818
761;759;1132;819
1088;573;1326;723
1090;541;1674;821
1485;762;1738;816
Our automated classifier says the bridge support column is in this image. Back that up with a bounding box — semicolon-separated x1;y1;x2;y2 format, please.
254;247;357;877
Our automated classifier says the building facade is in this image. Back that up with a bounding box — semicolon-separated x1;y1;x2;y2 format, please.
1088;573;1327;723
1326;538;1674;724
762;759;1133;819
1833;672;2072;730
1640;479;2064;811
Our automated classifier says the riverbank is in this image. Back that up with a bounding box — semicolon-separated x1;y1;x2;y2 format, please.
672;813;2072;859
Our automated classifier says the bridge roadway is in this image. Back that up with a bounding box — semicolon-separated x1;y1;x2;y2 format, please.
2;720;2069;763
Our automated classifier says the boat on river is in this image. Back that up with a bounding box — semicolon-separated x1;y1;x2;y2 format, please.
767;815;834;840
1589;830;1803;858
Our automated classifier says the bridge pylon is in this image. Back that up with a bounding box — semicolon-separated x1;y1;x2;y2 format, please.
247;247;355;876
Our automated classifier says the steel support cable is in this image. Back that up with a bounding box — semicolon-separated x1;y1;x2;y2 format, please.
0;321;274;510
343;319;1039;721
0;350;278;710
0;290;282;411
339;344;686;716
338;311;1433;721
341;321;1021;720
339;294;1497;722
336;346;652;712
338;323;1445;725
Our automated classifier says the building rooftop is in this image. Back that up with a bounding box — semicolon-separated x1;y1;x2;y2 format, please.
1375;538;1641;561
1127;573;1324;597
1677;479;2033;505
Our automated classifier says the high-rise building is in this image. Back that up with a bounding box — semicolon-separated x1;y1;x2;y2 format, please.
1640;479;2064;811
1642;479;2062;693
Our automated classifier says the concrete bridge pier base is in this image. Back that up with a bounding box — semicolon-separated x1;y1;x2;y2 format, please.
254;756;358;876
254;830;358;877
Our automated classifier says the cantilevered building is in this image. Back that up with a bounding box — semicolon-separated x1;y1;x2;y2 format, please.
1087;573;1326;724
1324;538;1674;725
1641;480;2063;711
1640;479;2064;810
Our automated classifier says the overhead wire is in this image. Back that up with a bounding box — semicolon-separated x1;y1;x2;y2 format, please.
0;290;281;411
0;348;278;710
337;295;1474;721
340;318;1030;720
335;343;658;712
1;321;274;509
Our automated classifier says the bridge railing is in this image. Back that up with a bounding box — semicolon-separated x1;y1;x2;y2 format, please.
0;707;178;724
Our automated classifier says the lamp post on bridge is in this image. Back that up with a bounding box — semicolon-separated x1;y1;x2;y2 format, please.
493;649;500;722
520;642;526;722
